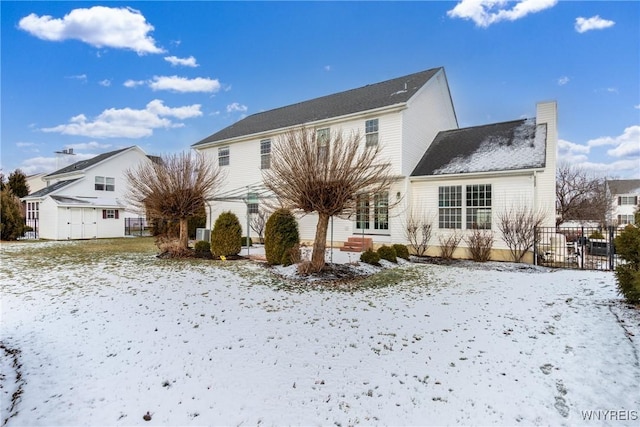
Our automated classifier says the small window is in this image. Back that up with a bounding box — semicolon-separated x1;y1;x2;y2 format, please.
102;209;119;219
260;139;271;169
248;203;259;215
95;176;105;191
218;146;230;166
365;119;379;146
106;177;115;192
618;214;635;226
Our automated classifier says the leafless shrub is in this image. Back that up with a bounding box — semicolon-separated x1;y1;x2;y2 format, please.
497;204;547;262
297;260;314;275
438;232;463;260
405;211;433;256
465;228;494;262
250;208;268;244
262;127;396;272
156;236;194;258
288;243;302;265
125;152;224;252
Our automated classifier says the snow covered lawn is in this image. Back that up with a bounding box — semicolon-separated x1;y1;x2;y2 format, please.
1;239;639;426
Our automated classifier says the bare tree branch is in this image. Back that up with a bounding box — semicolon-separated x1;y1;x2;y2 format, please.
556;162;608;226
262;127;396;272
125;152;224;251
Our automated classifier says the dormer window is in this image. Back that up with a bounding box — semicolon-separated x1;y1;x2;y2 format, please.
365;119;379;146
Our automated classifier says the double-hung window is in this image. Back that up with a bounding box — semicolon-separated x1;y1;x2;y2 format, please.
365;119;379;146
618;196;638;205
260;139;271;169
95;176;105;191
218;146;230;166
95;176;115;191
438;186;462;229
618;214;635;226
466;184;492;229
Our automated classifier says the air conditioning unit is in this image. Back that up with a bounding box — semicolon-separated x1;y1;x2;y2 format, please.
196;228;211;242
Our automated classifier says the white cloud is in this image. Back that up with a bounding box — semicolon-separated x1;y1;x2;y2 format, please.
68;74;87;83
324;65;332;72
557;76;569;86
635;105;640;110
575;15;615;33
16;142;37;148
98;79;111;87
41;99;202;138
226;102;248;113
18;6;164;55
447;0;557;28
164;55;199;67
64;141;112;151
558;138;589;155
148;75;221;93
602;126;640;159
124;79;145;88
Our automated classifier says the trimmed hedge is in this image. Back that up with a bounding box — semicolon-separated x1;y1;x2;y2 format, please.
241;236;253;247
614;222;640;303
194;240;210;254
264;209;299;266
211;211;242;257
392;244;410;260
377;245;397;263
360;248;380;265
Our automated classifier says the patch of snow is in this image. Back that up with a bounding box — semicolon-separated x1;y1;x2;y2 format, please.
1;241;639;425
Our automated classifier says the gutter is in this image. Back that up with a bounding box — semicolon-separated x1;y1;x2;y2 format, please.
409;167;546;182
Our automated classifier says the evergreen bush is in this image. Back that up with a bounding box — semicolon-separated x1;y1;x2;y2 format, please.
360;248;380;265
1;190;26;241
194;240;211;254
210;211;242;257
377;245;397;263
264;209;299;266
614;220;640;304
241;236;253;247
392;244;410;260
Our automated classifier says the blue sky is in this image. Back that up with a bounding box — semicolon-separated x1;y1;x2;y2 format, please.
2;1;639;179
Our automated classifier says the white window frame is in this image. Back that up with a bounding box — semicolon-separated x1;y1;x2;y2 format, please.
438;186;462;229
260;139;271;169
317;128;330;161
365;118;379;147
218;146;230;166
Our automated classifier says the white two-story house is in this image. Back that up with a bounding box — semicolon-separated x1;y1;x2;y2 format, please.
605;179;640;227
21;146;153;240
192;67;557;261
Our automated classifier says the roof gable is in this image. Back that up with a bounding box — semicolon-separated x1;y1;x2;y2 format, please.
45;147;133;178
606;179;640;195
411;119;547;176
193;68;442;146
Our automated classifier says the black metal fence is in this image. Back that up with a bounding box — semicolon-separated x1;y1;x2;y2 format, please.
23;218;39;239
124;217;151;236
534;226;622;271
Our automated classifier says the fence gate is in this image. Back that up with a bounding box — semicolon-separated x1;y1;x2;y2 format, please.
534;226;621;271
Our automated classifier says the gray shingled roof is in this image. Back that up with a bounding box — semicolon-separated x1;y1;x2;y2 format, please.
411;119;547;176
193;68;442;147
45;147;132;177
25;179;80;198
606;179;640;195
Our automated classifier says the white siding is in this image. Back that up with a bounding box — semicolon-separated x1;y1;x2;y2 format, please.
534;101;557;227
401;69;458;177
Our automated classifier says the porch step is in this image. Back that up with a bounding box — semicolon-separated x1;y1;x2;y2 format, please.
340;236;373;252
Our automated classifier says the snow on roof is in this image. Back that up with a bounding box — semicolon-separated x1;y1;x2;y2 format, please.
411;119;547;176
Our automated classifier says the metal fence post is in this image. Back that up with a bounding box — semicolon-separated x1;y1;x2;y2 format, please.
608;226;615;271
533;226;538;266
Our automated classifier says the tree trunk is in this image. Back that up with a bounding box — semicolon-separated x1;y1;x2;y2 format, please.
311;212;330;272
179;217;189;250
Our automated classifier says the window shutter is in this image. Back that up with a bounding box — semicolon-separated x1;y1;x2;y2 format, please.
102;210;107;219
634;196;638;205
115;210;119;219
618;197;622;205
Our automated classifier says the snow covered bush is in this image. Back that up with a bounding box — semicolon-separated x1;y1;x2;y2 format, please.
264;209;299;266
360;248;380;265
377;245;397;263
614;216;640;304
211;211;242;258
392;244;410;260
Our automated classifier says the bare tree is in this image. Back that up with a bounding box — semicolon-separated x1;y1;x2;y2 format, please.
250;208;268;244
405;210;433;257
125;152;224;251
465;228;494;262
438;231;463;260
497;204;547;262
262;127;395;272
556;163;608;226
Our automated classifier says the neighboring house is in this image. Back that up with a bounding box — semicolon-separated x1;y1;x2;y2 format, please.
605;179;640;227
21;146;152;240
192;67;557;262
25;173;48;194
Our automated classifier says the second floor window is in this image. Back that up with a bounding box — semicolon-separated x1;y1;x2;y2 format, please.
95;176;115;191
260;139;271;169
218;146;230;166
365;118;379;146
317;128;330;161
618;196;638;205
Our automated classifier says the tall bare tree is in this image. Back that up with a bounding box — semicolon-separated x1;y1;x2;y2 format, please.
556;163;608;226
263;127;395;272
125;152;224;251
